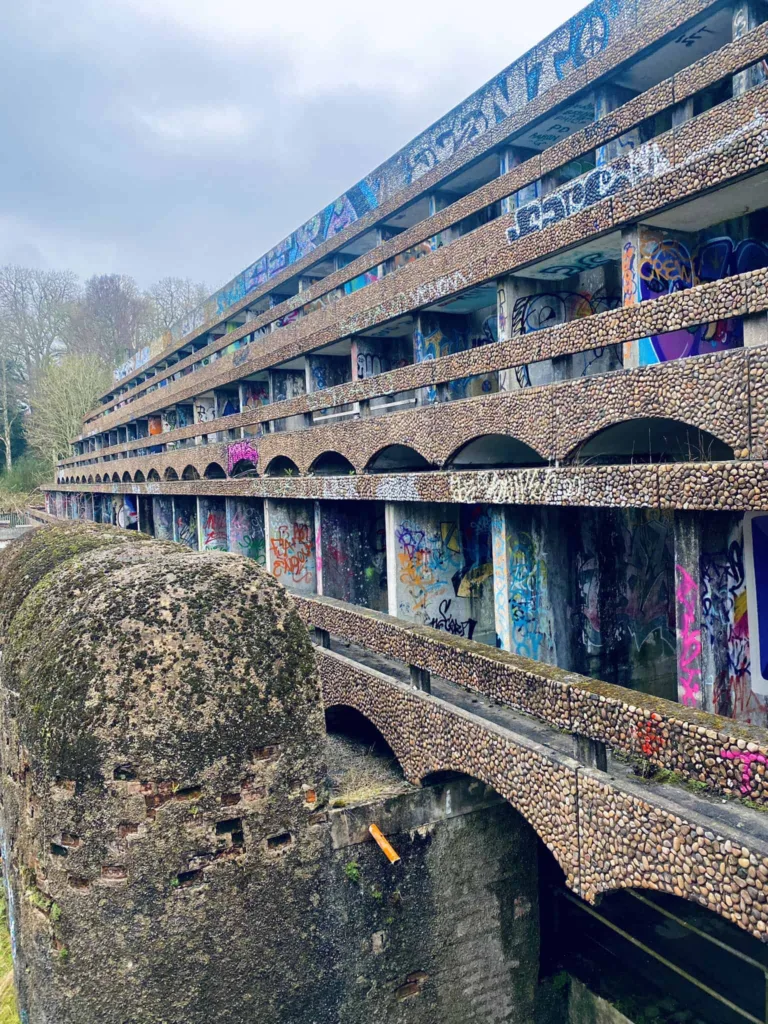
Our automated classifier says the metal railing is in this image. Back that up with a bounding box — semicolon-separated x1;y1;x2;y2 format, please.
0;512;30;528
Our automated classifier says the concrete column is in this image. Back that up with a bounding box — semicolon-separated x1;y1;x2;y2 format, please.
263;500;273;575
498;147;539;213
195;497;204;552
428;192;455;250
674;512;705;710
733;1;767;96
495;276;549;390
594;85;641;166
671;98;695;128
744;311;768;348
491;506;513;652
385;503;398;617
314;501;323;596
620;225;645;369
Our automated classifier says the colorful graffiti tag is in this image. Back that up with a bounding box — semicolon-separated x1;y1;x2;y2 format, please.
636;235;768;363
676;564;702;707
270;522;314;585
227;440;260;477
228;501;266;563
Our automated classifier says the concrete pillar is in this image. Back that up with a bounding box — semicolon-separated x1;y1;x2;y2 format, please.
428;192;455;250
496;276;539;391
385;503;398;617
409;664;432;693
671;98;695;128
674;512;705;710
491;506;513;652
594;85;641;166
195;497;205;552
733;1;767;96
314;501;323;596
744;311;768;348
498;147;539;214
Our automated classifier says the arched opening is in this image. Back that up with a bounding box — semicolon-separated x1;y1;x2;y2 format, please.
230;459;259;479
366;444;432;473
95;475;102;483
164;467;179;481
324;707;405;808
182;465;200;481
548;884;768;1024
75;476;81;484
134;470;145;482
265;456;300;477
445;434;547;469
571;418;734;465
309;451;356;477
204;462;226;479
147;469;160;481
121;471;132;483
112;473;120;483
87;475;93;483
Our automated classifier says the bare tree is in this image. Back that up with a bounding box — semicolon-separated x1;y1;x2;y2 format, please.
26;354;111;466
0;266;79;401
144;277;208;336
0;339;22;472
68;274;150;367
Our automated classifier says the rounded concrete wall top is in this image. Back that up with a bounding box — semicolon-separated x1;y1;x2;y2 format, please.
6;544;323;785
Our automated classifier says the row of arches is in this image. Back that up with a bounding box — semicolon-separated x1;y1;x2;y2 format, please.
58;418;735;485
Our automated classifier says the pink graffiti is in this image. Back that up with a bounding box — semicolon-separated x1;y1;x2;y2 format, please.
227;440;260;476
721;749;768;795
676;564;701;707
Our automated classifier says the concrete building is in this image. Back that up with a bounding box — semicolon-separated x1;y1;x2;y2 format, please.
31;1;768;1019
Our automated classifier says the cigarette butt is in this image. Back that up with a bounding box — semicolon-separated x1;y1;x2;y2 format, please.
369;824;401;864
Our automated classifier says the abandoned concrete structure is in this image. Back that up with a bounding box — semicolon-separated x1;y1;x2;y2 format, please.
27;0;768;1019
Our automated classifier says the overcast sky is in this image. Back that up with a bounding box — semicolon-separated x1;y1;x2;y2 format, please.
1;0;585;292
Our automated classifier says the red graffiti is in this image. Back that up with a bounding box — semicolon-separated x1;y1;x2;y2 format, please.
721;748;768;795
675;564;701;707
270;522;313;584
635;715;665;757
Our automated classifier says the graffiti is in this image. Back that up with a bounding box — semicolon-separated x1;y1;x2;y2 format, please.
701;539;763;722
154;498;174;541
511;288;621;386
675;24;715;47
242;381;269;407
270;522;313;584
636;234;768;362
114;345;151;383
535;250;616;278
227;440;260;476
194;400;216;423
415;314;497;401
622;240;638;307
508;531;550;661
635;716;665;758
344;270;379;295
721;748;768;795
202;505;227;551
228;501;265;563
676;564;702;707
425;599;477;640
507;142;669;244
175;504;198;549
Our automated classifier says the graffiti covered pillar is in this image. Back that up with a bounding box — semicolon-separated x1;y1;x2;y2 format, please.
674;512;705;710
496;275;544;391
265;499;317;594
733;2;767;97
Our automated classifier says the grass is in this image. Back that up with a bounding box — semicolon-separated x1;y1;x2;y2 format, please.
325;733;411;809
0;893;19;1024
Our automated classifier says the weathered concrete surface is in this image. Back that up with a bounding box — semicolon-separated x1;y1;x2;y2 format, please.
0;525;330;1023
326;776;541;1024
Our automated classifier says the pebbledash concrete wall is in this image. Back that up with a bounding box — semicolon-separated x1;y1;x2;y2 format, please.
0;523;546;1024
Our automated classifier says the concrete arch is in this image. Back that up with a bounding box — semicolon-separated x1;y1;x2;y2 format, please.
319;660;580;889
95;475;102;483
147;469;160;481
182;465;200;481
134;470;145;482
122;471;132;483
309;451;356;477
204;462;226;479
365;444;433;473
164;467;179;480
565;416;735;465
443;433;548;469
265;455;300;477
111;473;120;483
